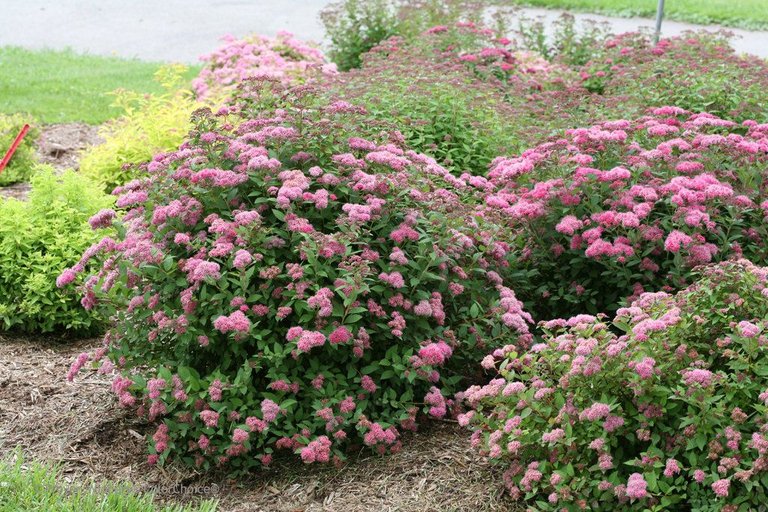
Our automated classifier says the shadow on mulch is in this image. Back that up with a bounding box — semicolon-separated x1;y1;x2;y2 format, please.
0;335;517;512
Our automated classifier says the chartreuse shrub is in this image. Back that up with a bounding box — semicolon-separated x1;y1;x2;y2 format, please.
0;167;113;333
79;64;199;192
0;452;217;512
0;113;39;186
462;259;768;511
61;93;533;471
480;108;768;319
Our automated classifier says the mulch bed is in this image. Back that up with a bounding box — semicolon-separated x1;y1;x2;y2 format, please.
0;122;101;200
0;121;516;511
35;123;102;171
0;334;515;512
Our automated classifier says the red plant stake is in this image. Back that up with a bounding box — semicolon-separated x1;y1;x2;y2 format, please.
0;123;31;175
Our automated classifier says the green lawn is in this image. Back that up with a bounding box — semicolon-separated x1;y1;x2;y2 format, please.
0;47;200;125
0;454;217;512
504;0;768;30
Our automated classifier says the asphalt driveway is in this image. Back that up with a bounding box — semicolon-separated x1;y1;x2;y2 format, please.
0;1;765;63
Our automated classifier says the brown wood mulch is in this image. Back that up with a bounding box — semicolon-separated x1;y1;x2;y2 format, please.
0;334;516;512
0;122;102;200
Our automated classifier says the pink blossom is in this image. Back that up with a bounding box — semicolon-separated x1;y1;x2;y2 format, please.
89;209;116;229
542;428;565;443
213;310;251;334
664;458;681;478
712;478;730;497
379;271;405;288
296;330;326;352
415;341;453;366
580;402;611;421
339;396;356;413
329;326;352;344
361;375;377;393
232;428;249;443
682;368;716;387
200;410;220;428
299;435;332;463
208;380;223;401
626;473;648;499
56;268;78;288
233;249;253;269
664;230;693;253
738;321;761;338
261;399;280;422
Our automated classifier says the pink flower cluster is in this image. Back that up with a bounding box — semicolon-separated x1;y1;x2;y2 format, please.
461;260;768;508
61;84;533;472
192;31;337;98
479;110;768;317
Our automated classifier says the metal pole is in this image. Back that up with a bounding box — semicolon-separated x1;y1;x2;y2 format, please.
654;0;665;44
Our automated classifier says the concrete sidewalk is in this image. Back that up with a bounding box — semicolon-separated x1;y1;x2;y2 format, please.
0;0;329;63
0;1;766;63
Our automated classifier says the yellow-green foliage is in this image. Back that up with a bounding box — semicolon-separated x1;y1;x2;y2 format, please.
0;167;113;334
79;64;199;192
0;113;39;186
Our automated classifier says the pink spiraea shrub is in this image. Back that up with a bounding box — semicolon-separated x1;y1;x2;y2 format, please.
579;31;768;123
481;108;768;318
192;31;337;99
462;259;768;511
322;22;587;178
60;93;532;470
422;22;577;92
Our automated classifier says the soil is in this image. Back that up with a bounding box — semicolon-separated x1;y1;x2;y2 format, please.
0;182;31;200
0;123;101;201
0;335;517;512
35;122;102;171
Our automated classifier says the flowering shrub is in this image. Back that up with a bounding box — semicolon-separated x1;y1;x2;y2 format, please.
323;22;584;176
325;38;516;175
581;32;768;123
0;113;39;186
0;167;112;333
61;92;532;470
80;65;200;191
462;259;768;510
192;32;336;99
481;109;768;318
514;12;612;67
320;0;491;71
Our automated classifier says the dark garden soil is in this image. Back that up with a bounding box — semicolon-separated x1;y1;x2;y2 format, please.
0;335;516;512
0;123;101;200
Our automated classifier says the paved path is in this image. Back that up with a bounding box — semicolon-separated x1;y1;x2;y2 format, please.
0;0;329;63
0;1;766;63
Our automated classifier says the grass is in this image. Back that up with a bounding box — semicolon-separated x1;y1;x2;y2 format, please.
0;47;200;125
0;453;218;512
502;0;768;30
